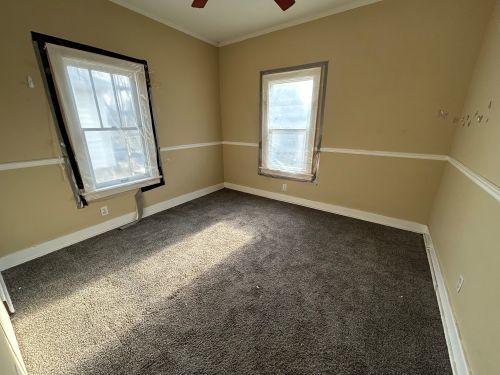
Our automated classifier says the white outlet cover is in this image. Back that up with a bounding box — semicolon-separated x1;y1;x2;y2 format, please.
456;275;464;293
282;184;287;192
100;206;109;216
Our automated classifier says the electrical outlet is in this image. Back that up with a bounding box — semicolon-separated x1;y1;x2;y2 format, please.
100;206;109;216
282;183;287;192
456;275;464;293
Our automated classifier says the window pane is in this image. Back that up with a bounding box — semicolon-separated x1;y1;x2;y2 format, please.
84;130;147;185
67;66;101;129
268;130;307;173
125;130;147;176
113;74;138;128
268;79;314;130
91;70;120;128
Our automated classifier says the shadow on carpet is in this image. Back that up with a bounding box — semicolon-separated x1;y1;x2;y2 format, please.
4;189;452;375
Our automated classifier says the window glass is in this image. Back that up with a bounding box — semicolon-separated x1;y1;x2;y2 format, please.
66;66;101;129
90;70;121;128
84;130;146;185
113;74;138;128
268;80;313;130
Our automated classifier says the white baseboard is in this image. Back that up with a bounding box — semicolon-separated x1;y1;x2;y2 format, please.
224;182;428;233
0;183;224;272
423;231;469;375
143;183;224;217
0;213;136;272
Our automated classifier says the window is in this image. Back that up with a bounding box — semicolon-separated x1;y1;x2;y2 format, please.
259;62;328;182
33;33;163;206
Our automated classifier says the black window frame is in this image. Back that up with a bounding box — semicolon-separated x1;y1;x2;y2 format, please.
32;32;164;208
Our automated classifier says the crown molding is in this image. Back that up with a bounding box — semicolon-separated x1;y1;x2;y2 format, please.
218;0;383;46
109;0;218;46
109;0;383;47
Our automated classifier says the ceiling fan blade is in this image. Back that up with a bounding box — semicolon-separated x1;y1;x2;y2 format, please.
191;0;208;8
274;0;296;11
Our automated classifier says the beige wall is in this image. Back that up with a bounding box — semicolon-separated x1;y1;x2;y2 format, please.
219;0;494;224
450;1;500;186
430;166;499;375
0;0;223;257
429;3;500;374
224;145;444;223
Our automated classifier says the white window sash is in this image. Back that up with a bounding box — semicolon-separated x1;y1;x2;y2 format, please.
46;43;161;200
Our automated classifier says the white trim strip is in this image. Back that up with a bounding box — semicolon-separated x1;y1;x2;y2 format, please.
160;141;222;152
0;143;224;171
321;147;448;161
218;0;383;46
224;182;428;233
0;183;224;272
222;143;499;201
423;232;469;375
222;141;259;147
222;142;448;160
0;273;15;313
0;158;63;171
0;147;447;170
1;145;497;203
448;157;500;202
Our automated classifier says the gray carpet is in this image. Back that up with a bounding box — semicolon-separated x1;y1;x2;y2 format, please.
4;189;452;375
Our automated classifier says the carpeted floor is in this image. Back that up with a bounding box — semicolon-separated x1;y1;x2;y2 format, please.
4;189;452;375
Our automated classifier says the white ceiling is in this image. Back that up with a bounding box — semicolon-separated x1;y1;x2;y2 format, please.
110;0;382;46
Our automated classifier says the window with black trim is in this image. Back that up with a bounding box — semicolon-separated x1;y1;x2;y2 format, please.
259;62;328;182
32;33;163;207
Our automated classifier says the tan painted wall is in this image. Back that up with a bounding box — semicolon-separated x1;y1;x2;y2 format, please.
428;3;500;374
430;166;499;375
224;145;444;223
450;1;500;186
0;0;223;257
219;0;494;224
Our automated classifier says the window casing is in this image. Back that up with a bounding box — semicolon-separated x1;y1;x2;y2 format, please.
259;62;327;182
33;33;163;206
